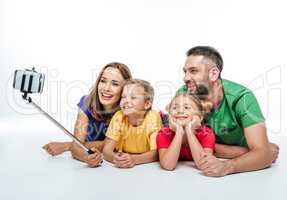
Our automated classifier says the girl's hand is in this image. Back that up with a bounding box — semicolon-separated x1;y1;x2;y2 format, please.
42;142;70;156
85;147;103;168
113;153;135;168
169;117;178;132
170;117;185;135
185;115;201;134
175;122;185;136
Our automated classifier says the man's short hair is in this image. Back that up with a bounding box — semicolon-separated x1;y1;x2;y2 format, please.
186;46;223;72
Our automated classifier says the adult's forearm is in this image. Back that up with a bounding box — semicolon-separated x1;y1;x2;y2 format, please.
215;143;249;158
226;147;273;174
62;142;72;151
85;141;105;152
70;142;87;162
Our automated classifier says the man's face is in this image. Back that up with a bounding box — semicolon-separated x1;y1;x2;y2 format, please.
183;55;212;94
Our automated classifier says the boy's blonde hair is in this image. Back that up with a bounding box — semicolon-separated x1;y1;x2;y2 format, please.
124;79;154;107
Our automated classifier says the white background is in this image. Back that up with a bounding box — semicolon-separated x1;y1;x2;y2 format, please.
0;0;287;199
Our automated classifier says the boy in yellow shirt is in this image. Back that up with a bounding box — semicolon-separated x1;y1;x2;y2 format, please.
103;79;162;168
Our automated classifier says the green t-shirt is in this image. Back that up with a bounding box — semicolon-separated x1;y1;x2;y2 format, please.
177;79;265;147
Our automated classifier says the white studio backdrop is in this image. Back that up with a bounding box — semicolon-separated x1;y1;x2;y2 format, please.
1;2;287;200
0;0;287;136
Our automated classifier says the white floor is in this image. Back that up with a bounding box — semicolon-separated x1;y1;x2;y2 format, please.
0;115;286;200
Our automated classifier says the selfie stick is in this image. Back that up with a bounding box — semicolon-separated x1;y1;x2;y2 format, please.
22;92;95;155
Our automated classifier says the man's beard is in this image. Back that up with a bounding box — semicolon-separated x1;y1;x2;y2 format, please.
187;83;209;101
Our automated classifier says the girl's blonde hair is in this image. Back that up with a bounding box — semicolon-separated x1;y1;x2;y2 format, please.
169;92;213;117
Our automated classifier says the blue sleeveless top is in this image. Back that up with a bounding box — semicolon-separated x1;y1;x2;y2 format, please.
77;95;108;142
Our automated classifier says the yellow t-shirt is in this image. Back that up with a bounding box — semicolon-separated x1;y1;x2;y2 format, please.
105;110;162;154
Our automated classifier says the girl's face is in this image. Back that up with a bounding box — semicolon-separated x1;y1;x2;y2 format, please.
169;95;201;126
97;67;125;110
120;84;151;116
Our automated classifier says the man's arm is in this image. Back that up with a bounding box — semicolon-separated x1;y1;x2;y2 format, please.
198;122;274;177
226;122;273;173
214;143;249;158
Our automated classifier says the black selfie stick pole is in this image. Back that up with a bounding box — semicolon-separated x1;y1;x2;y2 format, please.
22;92;95;155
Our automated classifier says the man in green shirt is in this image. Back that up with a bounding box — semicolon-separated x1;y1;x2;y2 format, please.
179;46;279;177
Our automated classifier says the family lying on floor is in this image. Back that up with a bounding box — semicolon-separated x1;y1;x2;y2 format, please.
42;46;279;177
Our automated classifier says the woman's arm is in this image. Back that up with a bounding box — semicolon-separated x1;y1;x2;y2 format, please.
43;109;89;158
42;141;71;156
70;110;90;162
70;110;104;167
42;133;105;157
85;141;105;152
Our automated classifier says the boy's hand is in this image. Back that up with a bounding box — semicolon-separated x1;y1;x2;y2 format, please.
113;153;135;168
86;147;103;168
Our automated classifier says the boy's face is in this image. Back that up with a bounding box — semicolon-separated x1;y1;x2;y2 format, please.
120;84;151;116
169;96;201;126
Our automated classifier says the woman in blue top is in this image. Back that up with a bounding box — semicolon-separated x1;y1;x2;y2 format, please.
43;62;132;167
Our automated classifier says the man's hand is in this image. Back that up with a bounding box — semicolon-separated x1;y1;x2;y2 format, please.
269;143;279;163
113;153;135;168
197;152;234;177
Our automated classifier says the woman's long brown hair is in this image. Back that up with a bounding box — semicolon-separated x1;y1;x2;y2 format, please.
86;62;132;121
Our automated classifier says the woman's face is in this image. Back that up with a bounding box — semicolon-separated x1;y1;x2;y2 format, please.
97;67;125;111
168;95;201;126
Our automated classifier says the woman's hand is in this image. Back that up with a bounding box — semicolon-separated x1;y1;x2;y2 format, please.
85;147;103;168
42;142;70;156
